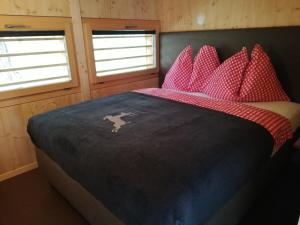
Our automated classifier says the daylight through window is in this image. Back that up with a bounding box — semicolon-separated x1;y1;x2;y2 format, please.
92;30;156;77
0;31;72;92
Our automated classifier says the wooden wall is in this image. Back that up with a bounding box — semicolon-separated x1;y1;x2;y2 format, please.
158;0;300;32
0;1;73;182
0;0;159;18
0;93;81;181
0;0;159;181
0;0;70;16
80;0;159;19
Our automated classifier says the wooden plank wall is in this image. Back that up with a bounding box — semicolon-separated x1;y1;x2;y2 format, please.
0;0;71;16
158;0;300;32
80;0;159;19
0;1;73;181
0;93;82;181
0;0;159;181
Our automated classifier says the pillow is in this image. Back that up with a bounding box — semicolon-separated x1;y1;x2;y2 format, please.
239;44;290;102
162;45;193;91
203;47;249;100
188;45;220;92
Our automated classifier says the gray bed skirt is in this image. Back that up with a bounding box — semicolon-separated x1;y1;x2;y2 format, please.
36;145;292;225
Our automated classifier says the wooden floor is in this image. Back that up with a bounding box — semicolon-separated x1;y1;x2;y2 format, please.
0;169;89;225
0;150;300;225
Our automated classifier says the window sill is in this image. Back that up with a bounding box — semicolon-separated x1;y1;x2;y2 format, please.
91;72;158;90
0;86;81;108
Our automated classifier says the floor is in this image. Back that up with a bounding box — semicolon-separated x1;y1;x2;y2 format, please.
0;169;88;225
0;149;300;225
238;149;300;225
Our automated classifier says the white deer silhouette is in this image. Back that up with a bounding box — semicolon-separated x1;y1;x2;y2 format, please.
103;112;135;133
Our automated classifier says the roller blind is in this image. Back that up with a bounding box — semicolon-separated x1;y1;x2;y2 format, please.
0;30;72;92
92;30;156;77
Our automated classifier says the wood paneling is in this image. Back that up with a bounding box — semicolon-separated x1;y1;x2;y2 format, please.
79;0;159;20
0;13;84;181
92;77;158;99
0;0;70;17
69;0;91;101
0;14;83;181
158;0;300;32
0;93;81;181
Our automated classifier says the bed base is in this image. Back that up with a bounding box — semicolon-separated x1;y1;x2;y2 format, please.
36;144;292;225
206;143;292;225
36;148;124;225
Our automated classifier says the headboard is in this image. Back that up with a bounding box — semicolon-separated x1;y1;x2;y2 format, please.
160;27;300;103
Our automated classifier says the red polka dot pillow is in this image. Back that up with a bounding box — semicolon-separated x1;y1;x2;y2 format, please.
203;47;249;101
239;44;290;102
162;45;193;91
188;45;220;92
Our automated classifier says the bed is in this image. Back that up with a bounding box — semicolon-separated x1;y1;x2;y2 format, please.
28;27;300;225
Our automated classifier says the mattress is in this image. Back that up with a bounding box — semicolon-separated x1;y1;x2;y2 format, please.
178;90;300;132
177;90;300;153
244;101;300;131
177;91;300;156
173;90;300;131
27;90;292;225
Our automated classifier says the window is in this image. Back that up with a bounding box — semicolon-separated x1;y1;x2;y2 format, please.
92;30;156;77
83;18;160;84
0;16;79;100
0;31;71;92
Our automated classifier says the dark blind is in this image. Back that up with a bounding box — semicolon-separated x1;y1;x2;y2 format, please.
92;30;156;35
0;30;65;37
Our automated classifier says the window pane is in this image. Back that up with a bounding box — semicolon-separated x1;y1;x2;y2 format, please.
0;65;69;84
96;56;154;71
0;53;67;69
0;77;70;92
98;65;154;77
0;65;70;91
0;33;72;92
93;34;153;49
92;32;156;77
0;38;65;54
94;47;153;61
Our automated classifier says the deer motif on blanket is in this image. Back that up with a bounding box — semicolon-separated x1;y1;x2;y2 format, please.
103;112;135;133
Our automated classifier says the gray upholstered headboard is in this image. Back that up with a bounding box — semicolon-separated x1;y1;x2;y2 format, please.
159;27;300;102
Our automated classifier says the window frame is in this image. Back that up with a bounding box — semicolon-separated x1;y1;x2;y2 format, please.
0;15;79;101
82;18;160;85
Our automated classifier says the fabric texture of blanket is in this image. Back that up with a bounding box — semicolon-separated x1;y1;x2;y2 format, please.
28;91;275;225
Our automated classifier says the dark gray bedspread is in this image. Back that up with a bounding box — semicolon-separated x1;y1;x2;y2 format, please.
27;92;274;225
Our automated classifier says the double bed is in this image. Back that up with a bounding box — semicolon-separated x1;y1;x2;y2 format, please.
27;27;300;225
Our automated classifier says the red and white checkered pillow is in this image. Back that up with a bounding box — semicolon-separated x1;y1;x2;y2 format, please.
239;44;290;102
203;47;249;101
188;45;220;92
162;45;193;91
